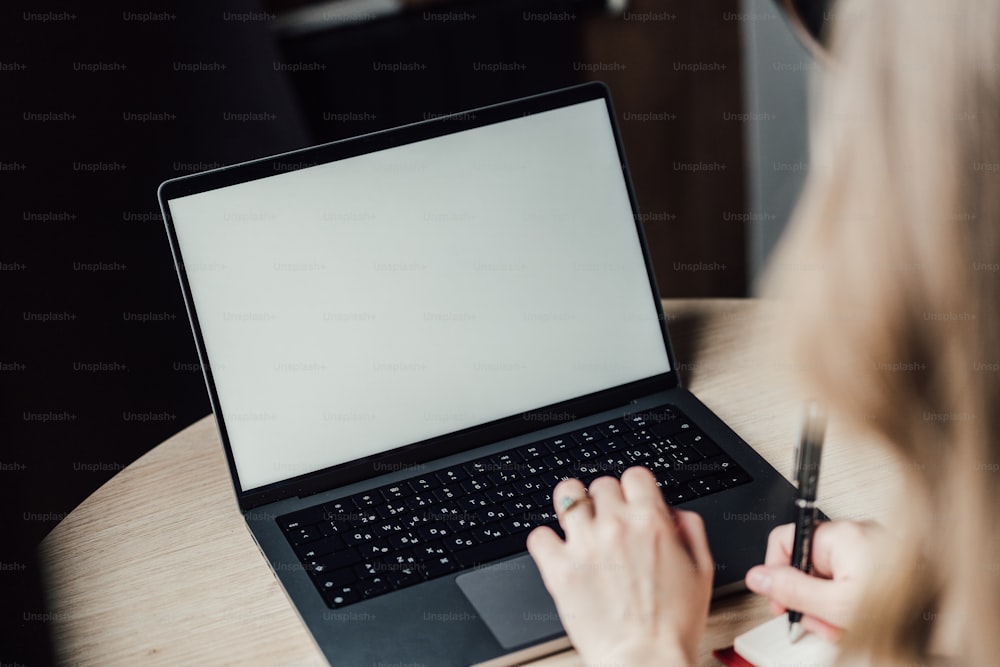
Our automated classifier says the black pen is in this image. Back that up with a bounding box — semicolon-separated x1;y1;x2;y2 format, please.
788;401;826;643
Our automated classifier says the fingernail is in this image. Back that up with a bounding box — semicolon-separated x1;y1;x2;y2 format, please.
747;568;772;593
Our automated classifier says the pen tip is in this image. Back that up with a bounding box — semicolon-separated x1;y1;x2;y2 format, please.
788;622;805;643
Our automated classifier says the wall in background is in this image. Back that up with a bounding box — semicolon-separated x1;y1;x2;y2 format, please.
738;0;813;287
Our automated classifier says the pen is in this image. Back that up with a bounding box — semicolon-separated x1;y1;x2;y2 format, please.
788;401;826;643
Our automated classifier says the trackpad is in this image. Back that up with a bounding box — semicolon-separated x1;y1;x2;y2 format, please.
455;554;565;650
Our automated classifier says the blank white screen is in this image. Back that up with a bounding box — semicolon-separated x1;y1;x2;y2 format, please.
168;98;671;491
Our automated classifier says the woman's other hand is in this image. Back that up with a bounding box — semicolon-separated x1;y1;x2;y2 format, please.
745;520;885;642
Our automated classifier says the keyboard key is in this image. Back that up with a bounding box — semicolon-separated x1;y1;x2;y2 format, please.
625;413;652;429
323;584;360;608
432;486;461;503
422;555;460;578
389;550;417;568
597;418;627;435
343;529;375;547
413;541;447;561
694;439;721;459
460;477;492;494
416;524;452;541
295;534;345;560
679;443;706;461
393;567;424;589
310;547;362;574
568;444;603;462
463;460;490;477
381;500;409;516
475;507;508;524
651;420;685;438
498;516;533;535
408;476;441;494
359;540;391;558
665;488;696;505
541;453;572;470
448;533;479;550
487;468;521;485
494;451;523;467
543;436;572;452
457;495;490;512
354;492;383;508
278;505;327;532
677;431;722;458
323;499;354;519
402;511;431;530
513;477;545;494
669;463;698;483
503;498;536;515
569;427;604;445
643;406;676;423
653;418;693;436
453;532;528;567
360;575;392;598
387;532;423;549
597;437;627;453
487;484;519;501
714;469;752;488
315;566;355;589
646;455;674;475
675;429;703;445
517;444;547;460
433;504;461;520
623;448;654;464
688;477;724;497
475;525;507;541
653;476;676;491
652;436;683;453
445;515;479;532
289;526;323;545
698;456;738;476
598;454;628;473
668;448;696;465
521;460;548;476
530;489;553;508
404;493;436;510
317;519;350;537
380;484;412;502
355;511;379;526
536;471;563;487
527;507;556;525
624;430;656;446
436;468;466;485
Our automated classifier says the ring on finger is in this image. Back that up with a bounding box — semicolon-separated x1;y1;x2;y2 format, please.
558;494;593;516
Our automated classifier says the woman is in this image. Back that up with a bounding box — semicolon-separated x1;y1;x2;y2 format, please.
527;0;1000;664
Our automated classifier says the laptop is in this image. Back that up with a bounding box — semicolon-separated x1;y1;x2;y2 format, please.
158;82;798;666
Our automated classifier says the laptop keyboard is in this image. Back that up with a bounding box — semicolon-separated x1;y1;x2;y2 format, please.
276;404;751;608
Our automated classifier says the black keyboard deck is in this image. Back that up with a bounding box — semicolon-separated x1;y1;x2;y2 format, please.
277;405;751;608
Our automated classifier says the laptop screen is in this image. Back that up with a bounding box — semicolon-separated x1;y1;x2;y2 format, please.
166;97;671;491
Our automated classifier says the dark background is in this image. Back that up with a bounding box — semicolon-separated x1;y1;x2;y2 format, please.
3;0;751;661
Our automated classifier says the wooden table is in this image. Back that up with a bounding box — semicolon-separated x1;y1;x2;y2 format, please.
40;299;901;666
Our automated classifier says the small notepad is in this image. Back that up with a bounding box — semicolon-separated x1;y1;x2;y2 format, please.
715;615;838;667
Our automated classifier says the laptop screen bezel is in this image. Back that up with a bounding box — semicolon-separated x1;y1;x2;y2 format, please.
158;82;682;511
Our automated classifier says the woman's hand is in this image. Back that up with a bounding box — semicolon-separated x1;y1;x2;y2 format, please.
745;520;885;642
526;466;714;667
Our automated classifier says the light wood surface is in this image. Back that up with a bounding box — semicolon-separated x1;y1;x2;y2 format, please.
39;299;902;666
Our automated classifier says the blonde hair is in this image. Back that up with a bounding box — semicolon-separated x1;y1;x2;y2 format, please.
761;0;1000;664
